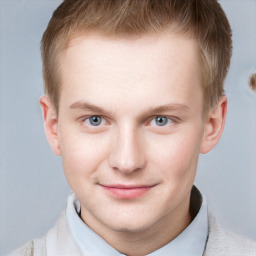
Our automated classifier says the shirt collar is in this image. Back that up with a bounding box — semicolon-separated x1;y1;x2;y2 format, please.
66;186;208;256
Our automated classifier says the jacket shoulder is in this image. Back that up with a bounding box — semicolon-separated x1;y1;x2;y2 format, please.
6;238;46;256
6;212;81;256
205;210;256;256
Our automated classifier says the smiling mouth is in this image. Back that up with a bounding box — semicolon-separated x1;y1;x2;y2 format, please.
100;184;156;199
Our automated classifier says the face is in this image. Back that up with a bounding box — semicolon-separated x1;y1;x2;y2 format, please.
42;32;223;237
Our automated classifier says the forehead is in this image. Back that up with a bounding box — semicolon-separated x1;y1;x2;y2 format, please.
58;32;202;114
64;31;199;77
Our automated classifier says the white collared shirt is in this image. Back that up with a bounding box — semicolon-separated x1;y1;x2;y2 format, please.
66;186;208;256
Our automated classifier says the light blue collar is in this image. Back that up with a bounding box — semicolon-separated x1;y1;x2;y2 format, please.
66;186;208;256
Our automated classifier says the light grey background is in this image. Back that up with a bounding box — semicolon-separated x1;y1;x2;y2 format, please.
0;0;255;255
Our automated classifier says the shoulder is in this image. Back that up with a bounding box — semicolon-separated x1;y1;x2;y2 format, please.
204;210;256;256
6;238;46;256
6;212;81;256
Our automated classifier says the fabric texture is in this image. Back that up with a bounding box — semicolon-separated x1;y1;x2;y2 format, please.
204;210;256;256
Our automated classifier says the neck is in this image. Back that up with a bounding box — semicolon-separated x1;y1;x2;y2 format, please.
81;194;193;256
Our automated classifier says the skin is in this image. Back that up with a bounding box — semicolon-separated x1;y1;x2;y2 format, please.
40;32;227;256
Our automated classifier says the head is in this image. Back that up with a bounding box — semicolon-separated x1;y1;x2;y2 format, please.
41;0;232;113
40;0;232;253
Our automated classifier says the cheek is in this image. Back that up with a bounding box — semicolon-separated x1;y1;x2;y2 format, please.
148;128;202;181
59;128;110;181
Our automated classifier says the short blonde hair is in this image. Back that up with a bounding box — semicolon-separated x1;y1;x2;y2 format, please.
41;0;232;112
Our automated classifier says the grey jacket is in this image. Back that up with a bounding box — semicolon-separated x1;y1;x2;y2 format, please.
7;210;256;256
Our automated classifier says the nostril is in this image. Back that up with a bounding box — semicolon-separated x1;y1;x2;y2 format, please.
249;73;256;92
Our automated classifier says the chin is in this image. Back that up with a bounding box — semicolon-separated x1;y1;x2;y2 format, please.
101;209;160;233
108;219;154;233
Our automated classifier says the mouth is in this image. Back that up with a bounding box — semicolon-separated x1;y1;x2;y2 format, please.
100;184;156;199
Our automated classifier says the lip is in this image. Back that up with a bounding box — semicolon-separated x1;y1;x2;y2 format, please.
100;184;156;199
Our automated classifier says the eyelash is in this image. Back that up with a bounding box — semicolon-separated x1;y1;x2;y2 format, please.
149;116;173;127
84;116;107;127
80;115;178;128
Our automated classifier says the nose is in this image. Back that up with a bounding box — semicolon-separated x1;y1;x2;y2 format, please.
108;125;146;174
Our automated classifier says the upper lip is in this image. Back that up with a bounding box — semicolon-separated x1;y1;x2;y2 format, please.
100;184;156;189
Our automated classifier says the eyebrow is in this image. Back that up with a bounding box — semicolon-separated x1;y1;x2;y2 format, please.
69;101;190;116
70;101;108;113
144;104;190;116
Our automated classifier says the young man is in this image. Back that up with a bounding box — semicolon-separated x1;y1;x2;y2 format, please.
8;0;256;255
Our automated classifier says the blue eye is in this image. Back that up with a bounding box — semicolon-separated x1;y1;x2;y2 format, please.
85;116;105;126
152;116;171;126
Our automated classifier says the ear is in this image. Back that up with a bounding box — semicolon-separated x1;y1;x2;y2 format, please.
40;96;62;156
200;96;227;154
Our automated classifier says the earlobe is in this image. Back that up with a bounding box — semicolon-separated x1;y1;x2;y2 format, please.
200;96;227;154
40;96;62;156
